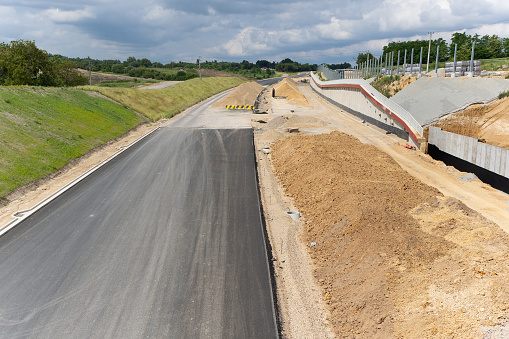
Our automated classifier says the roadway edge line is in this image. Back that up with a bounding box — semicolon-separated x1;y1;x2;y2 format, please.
0;125;162;238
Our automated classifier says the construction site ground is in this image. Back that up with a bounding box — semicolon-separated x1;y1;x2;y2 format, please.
432;97;509;149
254;78;509;338
1;79;509;338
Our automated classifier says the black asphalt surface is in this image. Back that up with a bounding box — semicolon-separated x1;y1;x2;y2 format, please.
0;127;277;338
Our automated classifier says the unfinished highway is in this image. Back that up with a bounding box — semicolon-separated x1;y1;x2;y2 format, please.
0;93;278;338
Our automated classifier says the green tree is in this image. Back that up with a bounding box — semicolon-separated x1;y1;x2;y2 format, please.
0;40;54;85
356;52;375;65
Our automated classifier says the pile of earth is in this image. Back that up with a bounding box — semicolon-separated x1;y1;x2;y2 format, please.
273;78;312;107
212;81;263;107
432;96;509;149
271;131;509;338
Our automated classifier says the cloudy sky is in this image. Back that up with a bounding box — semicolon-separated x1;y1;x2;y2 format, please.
1;0;509;64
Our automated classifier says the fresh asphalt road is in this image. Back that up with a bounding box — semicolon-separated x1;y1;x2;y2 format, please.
0;95;278;337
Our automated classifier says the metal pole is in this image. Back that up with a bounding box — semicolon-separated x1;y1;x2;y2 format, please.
403;49;407;75
426;32;433;73
410;48;414;75
390;51;394;75
397;50;400;75
469;41;475;77
419;46;423;77
379;56;382;75
384;53;387;75
452;44;457;78
435;45;439;77
198;56;202;80
88;58;92;86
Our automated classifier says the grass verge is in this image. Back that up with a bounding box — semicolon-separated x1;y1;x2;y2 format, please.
0;87;144;200
82;76;248;121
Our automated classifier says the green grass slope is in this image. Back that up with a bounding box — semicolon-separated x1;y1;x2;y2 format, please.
0;87;144;200
85;76;247;121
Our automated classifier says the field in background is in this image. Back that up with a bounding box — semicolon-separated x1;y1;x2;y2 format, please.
84;77;248;121
0;87;144;200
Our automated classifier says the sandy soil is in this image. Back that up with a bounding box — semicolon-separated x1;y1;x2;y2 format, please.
273;78;312;107
254;76;509;338
432;96;509;149
212;81;263;107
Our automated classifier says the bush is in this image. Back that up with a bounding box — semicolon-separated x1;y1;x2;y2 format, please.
498;90;509;99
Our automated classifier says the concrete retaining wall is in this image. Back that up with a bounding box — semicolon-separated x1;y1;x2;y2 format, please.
429;126;509;178
310;72;423;145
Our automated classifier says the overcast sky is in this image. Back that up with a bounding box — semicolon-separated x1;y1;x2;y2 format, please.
1;0;509;64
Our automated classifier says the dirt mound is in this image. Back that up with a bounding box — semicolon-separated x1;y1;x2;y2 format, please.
274;78;311;107
212;81;263;107
271;131;509;338
264;115;327;131
433;96;509;149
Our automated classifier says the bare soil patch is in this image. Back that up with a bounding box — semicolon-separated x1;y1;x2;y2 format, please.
273;78;312;107
212;81;263;107
270;131;509;338
432;96;509;148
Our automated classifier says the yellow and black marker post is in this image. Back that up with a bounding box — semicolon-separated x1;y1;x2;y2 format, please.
225;105;254;110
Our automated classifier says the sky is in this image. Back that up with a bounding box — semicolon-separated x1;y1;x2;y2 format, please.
1;0;509;65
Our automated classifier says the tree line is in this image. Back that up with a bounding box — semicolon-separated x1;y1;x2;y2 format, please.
0;40;87;86
70;57;318;80
357;33;509;65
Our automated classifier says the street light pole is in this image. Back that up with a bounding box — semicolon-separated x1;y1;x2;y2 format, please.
198;56;202;80
426;32;433;73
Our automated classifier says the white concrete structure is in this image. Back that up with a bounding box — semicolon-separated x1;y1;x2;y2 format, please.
310;72;423;145
429;126;509;178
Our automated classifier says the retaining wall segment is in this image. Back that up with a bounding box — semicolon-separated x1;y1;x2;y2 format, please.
310;73;423;144
429;126;509;179
392;77;509;126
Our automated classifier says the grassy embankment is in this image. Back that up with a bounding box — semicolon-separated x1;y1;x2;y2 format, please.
0;77;247;201
84;76;247;121
0;88;144;200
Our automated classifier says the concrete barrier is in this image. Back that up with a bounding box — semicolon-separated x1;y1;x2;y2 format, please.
429;126;509;178
310;72;423;145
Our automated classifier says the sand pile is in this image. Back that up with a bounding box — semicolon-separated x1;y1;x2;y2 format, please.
271;131;509;338
264;115;328;131
212;81;263;107
433;96;509;149
273;78;312;107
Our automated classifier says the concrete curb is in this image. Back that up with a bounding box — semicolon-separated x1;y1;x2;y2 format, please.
0;125;161;237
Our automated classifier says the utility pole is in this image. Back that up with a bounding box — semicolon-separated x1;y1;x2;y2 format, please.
88;57;92;86
426;32;433;73
198;56;202;80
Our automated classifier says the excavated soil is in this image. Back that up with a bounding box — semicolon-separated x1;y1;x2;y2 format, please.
211;81;263;107
273;78;312;107
433;97;509;149
270;131;509;338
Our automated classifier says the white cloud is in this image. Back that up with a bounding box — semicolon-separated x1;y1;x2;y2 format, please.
141;5;178;25
43;7;95;22
223;27;272;56
315;17;353;40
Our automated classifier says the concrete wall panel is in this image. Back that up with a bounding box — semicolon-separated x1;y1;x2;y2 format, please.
429;126;509;179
